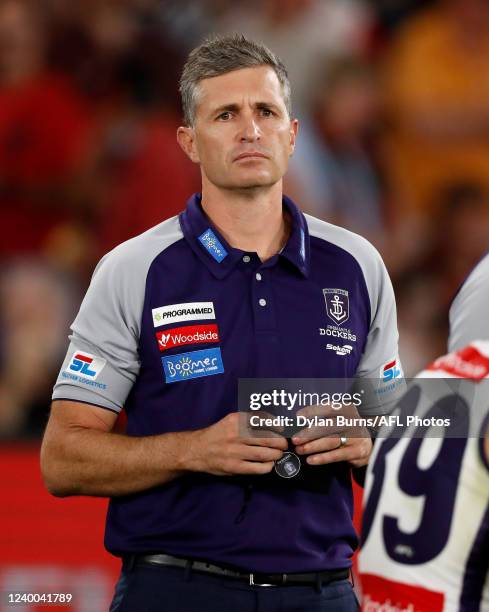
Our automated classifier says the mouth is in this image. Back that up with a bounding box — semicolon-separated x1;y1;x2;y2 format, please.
234;151;269;161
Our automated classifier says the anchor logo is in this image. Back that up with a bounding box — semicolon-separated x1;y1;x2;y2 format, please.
323;288;349;324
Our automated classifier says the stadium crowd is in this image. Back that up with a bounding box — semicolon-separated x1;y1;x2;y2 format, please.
1;0;489;439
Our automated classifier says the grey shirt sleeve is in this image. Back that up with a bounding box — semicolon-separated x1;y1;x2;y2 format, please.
351;242;405;415
52;216;183;412
448;253;489;352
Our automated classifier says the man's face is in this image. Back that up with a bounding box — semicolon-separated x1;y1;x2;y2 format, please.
178;66;298;191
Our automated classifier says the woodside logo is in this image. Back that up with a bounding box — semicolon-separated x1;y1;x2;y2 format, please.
156;324;220;351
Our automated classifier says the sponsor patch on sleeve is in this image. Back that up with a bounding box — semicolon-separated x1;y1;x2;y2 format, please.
381;358;403;383
162;347;224;383
65;351;106;381
61;351;107;389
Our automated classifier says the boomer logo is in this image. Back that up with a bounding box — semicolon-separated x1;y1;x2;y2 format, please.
198;228;228;263
162;347;224;383
66;351;106;380
323;288;349;324
156;324;220;352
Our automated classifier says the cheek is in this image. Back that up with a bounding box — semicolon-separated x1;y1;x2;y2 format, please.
275;130;294;162
201;129;231;158
197;137;223;169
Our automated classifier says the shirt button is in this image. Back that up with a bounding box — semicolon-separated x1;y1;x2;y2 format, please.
242;255;251;263
255;273;262;281
259;298;267;307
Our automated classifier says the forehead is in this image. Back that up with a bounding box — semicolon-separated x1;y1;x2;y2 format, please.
196;66;286;113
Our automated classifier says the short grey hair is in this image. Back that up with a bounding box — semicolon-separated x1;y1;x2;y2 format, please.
179;34;292;127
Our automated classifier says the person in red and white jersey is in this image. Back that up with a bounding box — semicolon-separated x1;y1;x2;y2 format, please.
359;341;489;612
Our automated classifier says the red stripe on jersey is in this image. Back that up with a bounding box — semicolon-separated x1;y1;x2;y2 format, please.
427;345;489;381
361;574;444;611
383;360;396;371
74;353;92;363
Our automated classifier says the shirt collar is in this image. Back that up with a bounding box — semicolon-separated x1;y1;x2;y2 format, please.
179;193;310;279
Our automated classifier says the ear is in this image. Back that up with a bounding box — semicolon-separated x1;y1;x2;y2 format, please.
177;126;200;163
289;118;299;156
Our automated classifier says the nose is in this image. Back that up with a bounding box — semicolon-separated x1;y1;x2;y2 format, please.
239;114;261;142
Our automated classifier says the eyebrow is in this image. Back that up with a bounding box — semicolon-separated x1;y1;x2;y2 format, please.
209;101;281;117
210;103;240;116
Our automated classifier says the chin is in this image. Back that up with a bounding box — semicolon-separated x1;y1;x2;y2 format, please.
232;171;278;189
208;169;280;191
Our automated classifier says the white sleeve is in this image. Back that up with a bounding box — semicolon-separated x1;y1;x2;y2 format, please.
52;247;144;413
354;248;405;416
448;253;489;352
52;216;183;412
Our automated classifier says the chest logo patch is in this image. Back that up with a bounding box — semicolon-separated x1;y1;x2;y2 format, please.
156;324;220;352
162;347;224;383
323;288;349;324
198;228;228;263
152;302;215;327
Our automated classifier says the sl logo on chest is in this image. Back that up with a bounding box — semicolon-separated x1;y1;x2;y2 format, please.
323;288;349;324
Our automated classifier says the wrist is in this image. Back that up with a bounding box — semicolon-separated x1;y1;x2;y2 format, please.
174;429;205;473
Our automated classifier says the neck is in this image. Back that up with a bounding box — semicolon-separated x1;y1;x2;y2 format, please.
200;179;290;261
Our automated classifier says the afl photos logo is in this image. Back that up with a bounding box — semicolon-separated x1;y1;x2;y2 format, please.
323;288;349;324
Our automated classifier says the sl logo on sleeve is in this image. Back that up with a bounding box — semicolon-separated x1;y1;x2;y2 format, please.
162;347;224;383
382;359;402;382
66;351;106;380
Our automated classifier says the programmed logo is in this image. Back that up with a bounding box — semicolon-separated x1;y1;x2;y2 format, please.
162;347;224;383
198;228;228;263
152;301;215;327
66;351;106;380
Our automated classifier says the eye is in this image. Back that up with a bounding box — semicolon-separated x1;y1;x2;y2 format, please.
259;108;274;117
217;111;232;121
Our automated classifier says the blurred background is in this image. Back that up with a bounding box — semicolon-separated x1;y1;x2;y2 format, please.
1;0;489;609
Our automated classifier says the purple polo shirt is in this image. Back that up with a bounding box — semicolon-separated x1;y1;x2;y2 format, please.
52;193;401;572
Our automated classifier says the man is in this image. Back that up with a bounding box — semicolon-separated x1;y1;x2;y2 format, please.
358;342;489;610
359;255;489;610
41;35;401;612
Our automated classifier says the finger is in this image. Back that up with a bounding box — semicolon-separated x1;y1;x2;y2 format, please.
240;435;289;450
239;445;285;463
292;427;342;445
233;460;275;475
306;438;372;466
295;404;335;419
244;410;285;434
306;447;357;465
294;436;341;455
292;425;358;446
